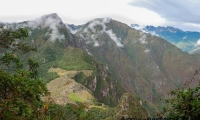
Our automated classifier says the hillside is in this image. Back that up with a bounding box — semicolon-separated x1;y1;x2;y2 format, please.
72;18;200;115
1;13;149;118
4;13;200;117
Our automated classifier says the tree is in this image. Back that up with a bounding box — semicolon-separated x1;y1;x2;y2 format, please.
0;25;49;119
165;70;200;120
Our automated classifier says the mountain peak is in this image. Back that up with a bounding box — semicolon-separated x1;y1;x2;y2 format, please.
78;17;125;47
32;13;63;26
130;23;200;52
39;13;61;21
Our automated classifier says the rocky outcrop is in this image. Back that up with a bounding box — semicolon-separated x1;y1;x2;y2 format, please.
114;93;148;119
74;63;125;107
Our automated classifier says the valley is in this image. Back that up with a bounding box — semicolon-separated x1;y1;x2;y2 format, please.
1;13;200;119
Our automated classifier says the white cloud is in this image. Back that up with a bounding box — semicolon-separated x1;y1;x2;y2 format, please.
94;41;100;47
84;18;124;47
27;14;65;42
65;24;81;34
139;35;147;44
131;24;146;31
149;31;159;36
105;30;124;47
79;34;85;39
0;0;165;27
130;0;200;31
131;0;200;24
1;0;199;32
3;13;65;42
195;39;200;46
144;49;150;53
86;49;93;56
91;34;97;40
183;36;187;40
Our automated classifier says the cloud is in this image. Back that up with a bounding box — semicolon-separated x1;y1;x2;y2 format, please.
130;0;200;24
84;18;124;47
149;31;159;36
85;48;93;56
26;13;65;42
3;13;65;42
144;49;150;53
1;0;200;32
131;24;159;36
94;41;100;47
139;35;148;44
183;36;187;40
176;41;195;51
105;30;124;47
195;39;200;46
65;24;81;34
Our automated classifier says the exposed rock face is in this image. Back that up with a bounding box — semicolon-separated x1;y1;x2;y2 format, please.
75;18;200;115
76;63;125;107
114;93;148;119
88;76;97;91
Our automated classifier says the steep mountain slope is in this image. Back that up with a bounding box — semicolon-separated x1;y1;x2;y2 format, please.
7;13;200;116
73;18;200;115
2;13;128;108
130;24;200;53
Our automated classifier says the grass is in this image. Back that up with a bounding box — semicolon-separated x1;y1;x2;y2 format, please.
68;93;86;103
48;67;93;78
57;47;94;71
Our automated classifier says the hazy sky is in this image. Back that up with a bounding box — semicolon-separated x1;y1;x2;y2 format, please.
0;0;200;31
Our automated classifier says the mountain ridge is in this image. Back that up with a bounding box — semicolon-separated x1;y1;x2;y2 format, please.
2;13;200;116
74;18;200;115
130;23;200;53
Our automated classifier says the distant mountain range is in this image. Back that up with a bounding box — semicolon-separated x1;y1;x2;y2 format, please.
2;13;200;117
130;24;200;53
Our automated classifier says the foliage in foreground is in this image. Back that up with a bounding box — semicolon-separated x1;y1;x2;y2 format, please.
0;26;49;119
47;102;116;120
0;26;116;120
164;71;200;120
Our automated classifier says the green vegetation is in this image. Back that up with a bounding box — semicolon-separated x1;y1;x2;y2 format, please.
43;72;59;83
164;73;200;119
68;93;86;103
73;72;86;83
73;63;125;107
57;47;94;71
0;26;120;120
46;102;118;120
43;47;56;62
2;15;200;119
0;27;49;119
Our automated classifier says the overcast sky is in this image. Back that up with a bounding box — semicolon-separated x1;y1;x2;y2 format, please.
0;0;200;31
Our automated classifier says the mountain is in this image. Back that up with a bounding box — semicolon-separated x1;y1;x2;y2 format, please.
72;18;200;115
1;13;149;118
0;22;4;26
4;13;200;117
65;24;82;34
130;24;200;53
